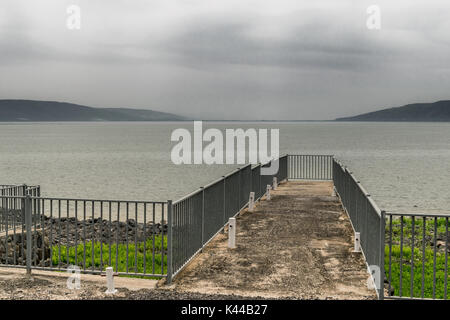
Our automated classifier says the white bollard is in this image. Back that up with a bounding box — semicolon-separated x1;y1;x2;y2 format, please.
354;232;361;252
266;185;271;200
273;177;278;190
332;187;336;197
248;192;255;212
105;267;117;294
228;218;236;248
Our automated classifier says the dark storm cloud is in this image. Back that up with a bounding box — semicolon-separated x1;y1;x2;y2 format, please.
162;22;384;72
0;0;450;119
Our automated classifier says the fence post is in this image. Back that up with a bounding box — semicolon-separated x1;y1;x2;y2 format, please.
0;189;3;232
354;232;361;252
166;200;173;284
237;168;241;210
105;267;117;294
379;210;386;300
25;194;32;276
228;218;236;249
247;166;252;206
37;186;41;224
222;176;226;227
200;187;205;250
258;164;262;200
286;155;289;180
248;192;255;212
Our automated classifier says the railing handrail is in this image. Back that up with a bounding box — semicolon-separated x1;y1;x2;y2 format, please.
0;195;167;204
386;211;450;218
170;155;289;280
173;160;276;206
338;160;383;217
332;156;385;299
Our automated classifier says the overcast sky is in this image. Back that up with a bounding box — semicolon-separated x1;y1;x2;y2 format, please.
0;0;449;120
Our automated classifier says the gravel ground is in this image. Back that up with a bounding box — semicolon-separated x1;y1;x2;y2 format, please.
0;273;270;300
106;289;272;300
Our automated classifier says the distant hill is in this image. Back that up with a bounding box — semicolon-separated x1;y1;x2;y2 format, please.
0;100;186;121
336;100;450;121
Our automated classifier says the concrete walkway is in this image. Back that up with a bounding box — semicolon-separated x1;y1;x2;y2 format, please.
169;181;376;299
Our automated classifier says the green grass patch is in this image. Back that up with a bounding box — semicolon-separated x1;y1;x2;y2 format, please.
385;216;449;299
385;245;449;299
387;217;448;244
51;236;167;278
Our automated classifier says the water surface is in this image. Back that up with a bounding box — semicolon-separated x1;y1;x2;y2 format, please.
0;121;448;214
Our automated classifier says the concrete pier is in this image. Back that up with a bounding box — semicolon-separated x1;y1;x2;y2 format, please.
169;181;376;299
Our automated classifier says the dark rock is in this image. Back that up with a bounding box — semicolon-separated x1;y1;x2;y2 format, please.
127;219;136;227
389;287;395;296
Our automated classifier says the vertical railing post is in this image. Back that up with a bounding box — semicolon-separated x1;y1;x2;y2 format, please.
379;210;386;300
286;155;289;181
249;165;252;204
25;194;32;276
22;184;28;233
237;168;241;210
0;188;4;232
37;186;41;226
200;187;205;249
258;164;261;200
222;176;226;226
166;200;173;284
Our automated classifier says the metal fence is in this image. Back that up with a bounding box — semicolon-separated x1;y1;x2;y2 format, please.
0;184;40;197
170;155;288;281
332;158;385;299
288;155;333;180
1;155;446;300
0;185;40;232
0;194;168;278
332;158;449;300
385;212;448;300
0;156;288;280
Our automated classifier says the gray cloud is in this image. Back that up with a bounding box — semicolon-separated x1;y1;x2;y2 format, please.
162;22;383;72
0;0;450;120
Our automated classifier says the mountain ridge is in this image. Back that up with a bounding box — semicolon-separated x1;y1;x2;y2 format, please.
0;100;186;121
336;100;450;121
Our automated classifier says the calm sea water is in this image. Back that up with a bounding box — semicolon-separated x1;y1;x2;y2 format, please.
0;121;449;214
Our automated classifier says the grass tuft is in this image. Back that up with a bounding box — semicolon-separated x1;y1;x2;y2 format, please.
385;245;448;299
51;236;167;278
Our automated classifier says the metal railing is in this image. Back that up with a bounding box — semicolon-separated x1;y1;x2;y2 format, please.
0;155;446;300
385;212;448;300
0;156;289;280
0;185;40;232
332;157;449;300
0;194;168;278
288;155;333;180
170;155;288;281
0;184;40;196
332;158;385;299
